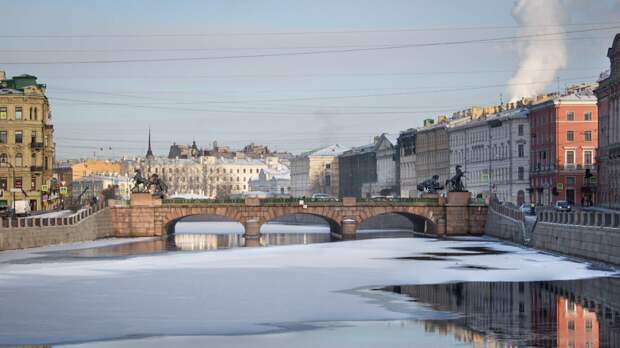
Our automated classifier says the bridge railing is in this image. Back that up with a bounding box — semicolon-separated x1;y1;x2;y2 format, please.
537;208;620;228
162;198;246;206
160;196;443;207
0;201;106;229
489;198;524;221
355;197;440;206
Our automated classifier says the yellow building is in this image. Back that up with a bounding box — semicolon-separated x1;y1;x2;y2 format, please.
0;71;55;212
71;160;122;181
290;145;348;197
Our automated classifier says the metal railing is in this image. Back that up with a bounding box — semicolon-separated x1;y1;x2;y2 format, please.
537;209;620;228
0;202;106;229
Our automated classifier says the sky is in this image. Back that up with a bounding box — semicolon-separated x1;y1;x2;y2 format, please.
1;0;620;159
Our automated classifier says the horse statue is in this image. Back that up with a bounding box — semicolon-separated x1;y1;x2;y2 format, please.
131;169;150;193
445;165;466;192
417;175;444;194
148;173;168;198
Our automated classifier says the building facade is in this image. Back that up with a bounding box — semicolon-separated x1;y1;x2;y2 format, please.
415;124;449;194
595;34;620;209
203;156;282;198
529;94;598;206
397;129;417;198
448;107;530;204
368;133;398;197
248;168;291;196
0;71;55;212
338;144;376;198
290;144;348;197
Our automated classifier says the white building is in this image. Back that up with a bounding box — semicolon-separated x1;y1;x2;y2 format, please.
71;173;131;203
448;107;530;204
397;129;417;198
124;158;206;197
248;167;291;196
362;133;399;197
290;144;348;197
202;156;285;198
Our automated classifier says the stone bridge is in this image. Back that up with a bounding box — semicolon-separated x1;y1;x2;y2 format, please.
111;193;487;240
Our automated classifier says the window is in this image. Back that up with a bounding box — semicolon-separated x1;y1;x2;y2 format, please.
568;320;575;331
567;131;574;142
31;130;36;144
0;107;6;120
0;177;6;190
14;153;22;167
325;175;331;186
15;130;23;144
567;112;574;121
15;106;22;120
584;131;592;142
518;167;524;180
566;176;576;186
585;112;592;121
518;144;525;158
44;156;48;170
584;150;593;165
31;153;36;166
518;124;524;136
585;319;593;331
14;176;22;189
0;131;6;144
0;153;7;164
326;163;331;169
30;175;36;190
566;151;575;165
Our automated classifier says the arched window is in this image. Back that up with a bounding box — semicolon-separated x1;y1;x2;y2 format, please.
0;153;7;164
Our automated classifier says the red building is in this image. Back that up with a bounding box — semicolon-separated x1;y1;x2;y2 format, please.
529;94;598;206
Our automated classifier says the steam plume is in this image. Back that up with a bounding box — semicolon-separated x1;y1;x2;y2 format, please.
508;0;568;102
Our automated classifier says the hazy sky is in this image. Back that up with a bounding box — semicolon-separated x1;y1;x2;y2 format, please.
1;0;619;159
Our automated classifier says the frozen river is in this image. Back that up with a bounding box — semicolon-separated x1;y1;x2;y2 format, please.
0;221;618;347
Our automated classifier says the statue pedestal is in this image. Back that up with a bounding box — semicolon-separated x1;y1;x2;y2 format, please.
447;192;471;205
131;192;162;207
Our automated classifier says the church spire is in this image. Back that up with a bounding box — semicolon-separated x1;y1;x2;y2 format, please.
146;127;154;160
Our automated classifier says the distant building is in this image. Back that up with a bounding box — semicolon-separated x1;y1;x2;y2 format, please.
168;140;200;159
397;129;417;198
338;144;376;198
529;93;598;206
72;173;131;204
248;167;291;196
368;133;399;197
0;71;56;211
71;160;121;181
595;34;620;209
203;156;284;198
290;144;348;197
415;123;449;193
448;107;530;204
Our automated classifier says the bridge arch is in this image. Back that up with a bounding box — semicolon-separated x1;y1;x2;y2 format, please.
260;212;342;235
357;208;439;235
164;213;244;235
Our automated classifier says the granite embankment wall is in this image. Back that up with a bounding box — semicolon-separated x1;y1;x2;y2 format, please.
0;207;113;251
486;201;620;266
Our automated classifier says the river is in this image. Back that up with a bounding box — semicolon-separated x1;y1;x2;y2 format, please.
0;221;618;347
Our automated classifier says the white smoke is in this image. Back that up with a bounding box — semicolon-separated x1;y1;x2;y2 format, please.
508;0;568;102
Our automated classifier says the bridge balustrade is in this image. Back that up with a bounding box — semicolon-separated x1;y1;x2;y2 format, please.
0;201;106;230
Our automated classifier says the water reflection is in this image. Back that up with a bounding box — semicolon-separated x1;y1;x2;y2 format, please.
382;277;620;348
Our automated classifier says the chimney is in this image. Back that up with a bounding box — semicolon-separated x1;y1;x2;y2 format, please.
0;70;5;81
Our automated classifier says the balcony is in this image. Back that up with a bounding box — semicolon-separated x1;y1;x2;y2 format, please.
30;142;44;150
30;166;44;172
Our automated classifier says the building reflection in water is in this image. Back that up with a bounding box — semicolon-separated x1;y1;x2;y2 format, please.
171;232;333;251
384;277;620;348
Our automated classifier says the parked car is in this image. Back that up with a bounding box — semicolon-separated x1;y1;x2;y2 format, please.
520;203;536;216
311;193;337;201
554;200;572;212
